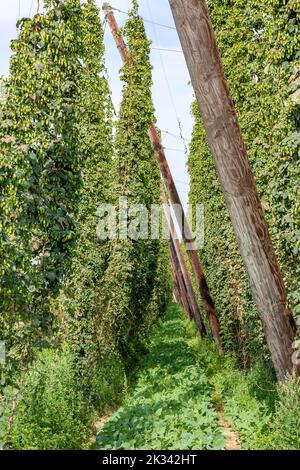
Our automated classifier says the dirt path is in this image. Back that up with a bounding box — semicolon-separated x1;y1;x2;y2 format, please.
218;411;241;450
84;416;110;449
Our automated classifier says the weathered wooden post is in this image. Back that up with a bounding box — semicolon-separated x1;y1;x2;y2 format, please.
103;2;222;351
148;126;221;350
170;243;192;319
170;260;181;304
162;193;206;336
168;0;298;380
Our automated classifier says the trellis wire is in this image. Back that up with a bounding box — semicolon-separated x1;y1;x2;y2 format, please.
108;5;177;31
145;0;189;156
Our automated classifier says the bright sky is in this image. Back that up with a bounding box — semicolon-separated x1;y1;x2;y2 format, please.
0;0;194;208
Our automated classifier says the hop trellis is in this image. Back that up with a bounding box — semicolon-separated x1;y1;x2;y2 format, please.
0;0;171;396
0;0;84;382
188;0;300;366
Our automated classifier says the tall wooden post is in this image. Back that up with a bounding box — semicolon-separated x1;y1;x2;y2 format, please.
162;193;206;336
170;244;192;318
170;260;181;304
168;0;298;380
103;2;222;352
148;127;222;351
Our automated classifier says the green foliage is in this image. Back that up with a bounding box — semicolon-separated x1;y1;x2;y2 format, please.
0;77;6;105
97;5;171;358
87;355;126;413
247;0;300;321
2;348;125;450
186;318;300;450
55;0;114;401
188;0;300;365
266;375;300;450
187;326;273;449
189;103;264;364
8;348;92;450
95;304;225;450
0;0;85;383
3;0;299;453
1;2;170;449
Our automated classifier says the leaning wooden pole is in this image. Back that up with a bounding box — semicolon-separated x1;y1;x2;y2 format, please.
168;0;298;380
162;192;206;336
148;127;222;352
170;258;181;304
103;2;222;352
170;243;192;319
169;229;195;322
162;186;205;332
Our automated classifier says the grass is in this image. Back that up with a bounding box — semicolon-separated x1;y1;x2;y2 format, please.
184;318;300;450
8;302;299;450
94;303;225;450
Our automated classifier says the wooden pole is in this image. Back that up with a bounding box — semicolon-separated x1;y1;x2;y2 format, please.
162;193;206;336
170;243;192;319
168;0;298;380
148;126;222;351
171;265;181;304
103;2;222;352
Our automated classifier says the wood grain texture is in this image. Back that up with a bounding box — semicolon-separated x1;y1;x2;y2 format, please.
170;242;192;319
171;264;181;304
103;3;131;64
169;0;298;380
163;193;206;337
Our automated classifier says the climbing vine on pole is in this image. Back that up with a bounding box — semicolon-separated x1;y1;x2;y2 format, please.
0;0;84;383
98;2;171;357
188;0;299;367
56;0;115;395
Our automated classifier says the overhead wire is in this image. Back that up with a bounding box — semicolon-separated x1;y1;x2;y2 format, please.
17;0;21;30
161;129;190;142
103;4;189;155
29;0;34;17
108;6;177;31
16;4;188;183
151;47;183;53
145;0;189;157
104;3;191;192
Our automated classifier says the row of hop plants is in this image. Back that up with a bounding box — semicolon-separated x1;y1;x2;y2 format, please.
0;0;171;449
188;0;300;367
